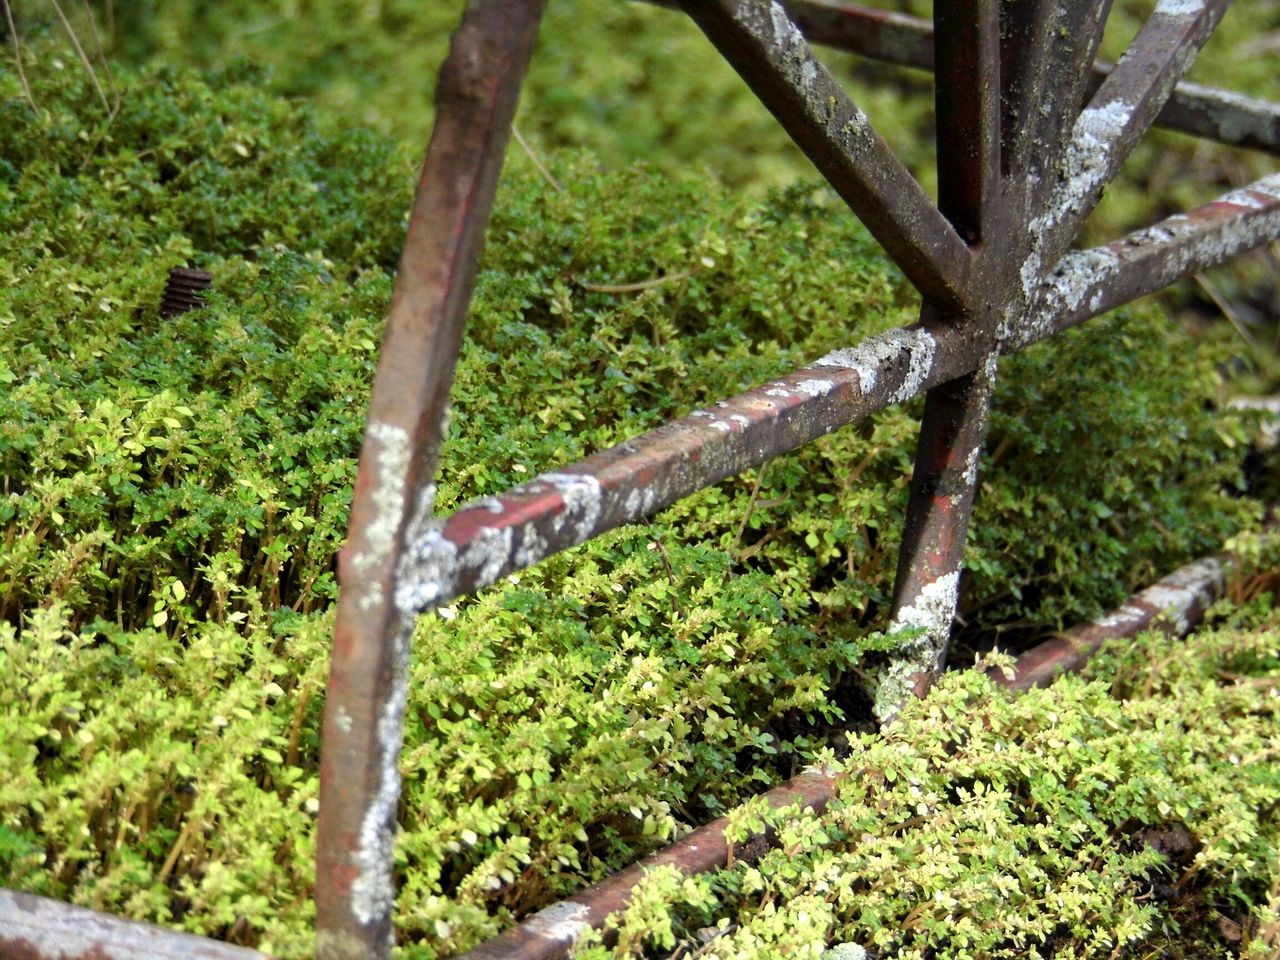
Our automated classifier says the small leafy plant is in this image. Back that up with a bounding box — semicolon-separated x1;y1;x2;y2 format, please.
0;31;1267;958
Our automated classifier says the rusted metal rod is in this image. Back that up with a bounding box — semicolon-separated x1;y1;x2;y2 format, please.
1011;172;1280;349
642;0;1280;157
874;0;1002;724
458;768;838;960
1025;0;1231;287
677;0;974;309
0;888;269;960
315;3;547;958
399;172;1280;617
994;557;1226;692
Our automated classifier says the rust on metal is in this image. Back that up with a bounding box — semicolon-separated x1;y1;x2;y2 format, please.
994;556;1228;693
24;1;1280;955
677;0;974;310
396;171;1280;619
159;266;212;318
315;3;547;958
645;0;1280;156
0;888;269;960
457;768;838;960
875;0;1003;722
1019;172;1280;348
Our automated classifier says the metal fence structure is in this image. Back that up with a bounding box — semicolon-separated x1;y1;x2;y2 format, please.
4;1;1280;958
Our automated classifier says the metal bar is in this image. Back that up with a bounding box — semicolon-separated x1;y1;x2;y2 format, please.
1014;0;1117;223
397;323;967;613
933;0;1000;244
1100;72;1280;155
315;4;546;959
0;888;269;960
1025;0;1232;286
641;0;1280;156
877;362;995;724
1013;172;1280;348
994;557;1226;692
457;768;838;960
998;0;1075;190
875;1;1002;724
677;0;973;309
402;173;1280;617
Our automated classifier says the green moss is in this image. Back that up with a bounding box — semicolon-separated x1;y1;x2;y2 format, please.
0;33;1267;959
576;596;1280;960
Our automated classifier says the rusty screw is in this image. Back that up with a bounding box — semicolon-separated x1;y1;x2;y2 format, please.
160;266;213;318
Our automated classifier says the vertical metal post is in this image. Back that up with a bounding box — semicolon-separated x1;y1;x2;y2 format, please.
314;4;546;958
874;0;1003;724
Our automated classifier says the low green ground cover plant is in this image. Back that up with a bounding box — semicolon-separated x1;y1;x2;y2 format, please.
575;594;1280;960
0;34;1270;958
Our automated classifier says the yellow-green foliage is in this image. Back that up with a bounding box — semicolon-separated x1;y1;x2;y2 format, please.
577;597;1280;960
0;24;1269;960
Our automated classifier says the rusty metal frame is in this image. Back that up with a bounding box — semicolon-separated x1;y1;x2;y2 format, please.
4;1;1278;958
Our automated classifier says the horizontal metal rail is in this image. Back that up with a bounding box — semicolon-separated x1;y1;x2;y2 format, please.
0;888;269;960
641;0;1280;157
398;172;1280;615
460;769;838;960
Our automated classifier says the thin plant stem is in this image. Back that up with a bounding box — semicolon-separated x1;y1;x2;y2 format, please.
48;0;110;111
79;0;115;93
512;124;563;192
3;0;36;110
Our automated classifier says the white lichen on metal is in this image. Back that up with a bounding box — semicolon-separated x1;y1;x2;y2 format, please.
962;443;981;488
710;420;732;433
521;900;592;945
1010;172;1280;350
765;386;792;398
1174;79;1280;145
793;378;835;399
815;327;936;403
891;570;960;638
624;484;661;520
542;472;604;538
1221;174;1280;208
875;571;960;722
1154;0;1206;16
0;887;265;959
395;521;457;612
335;705;354;735
397;472;610;611
349;617;412;932
514;522;549;570
351;422;413;611
1095;604;1149;631
1137;556;1224;634
1013;97;1134;333
1042;247;1122;314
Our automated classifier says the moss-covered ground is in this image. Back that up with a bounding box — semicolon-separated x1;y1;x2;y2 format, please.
2;4;1278;957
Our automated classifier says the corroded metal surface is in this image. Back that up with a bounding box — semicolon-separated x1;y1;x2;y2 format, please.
995;556;1227;692
646;0;1280;156
396;172;1280;616
26;2;1280;956
874;0;1003;723
456;768;838;960
0;888;268;960
677;0;974;309
314;3;547;958
1019;172;1280;347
